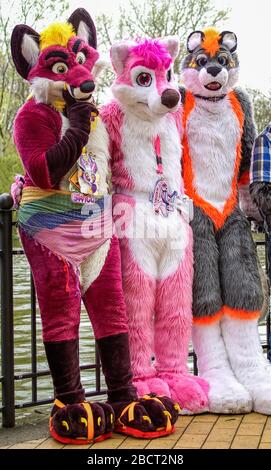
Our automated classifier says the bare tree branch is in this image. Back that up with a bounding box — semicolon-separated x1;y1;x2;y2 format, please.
96;0;229;95
0;0;68;156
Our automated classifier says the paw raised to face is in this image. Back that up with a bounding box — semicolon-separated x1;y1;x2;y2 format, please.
181;29;239;97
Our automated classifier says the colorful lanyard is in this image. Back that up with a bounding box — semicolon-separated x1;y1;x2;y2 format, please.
154;136;163;175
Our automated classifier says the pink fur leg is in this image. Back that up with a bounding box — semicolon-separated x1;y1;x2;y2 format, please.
154;232;208;412
120;239;156;381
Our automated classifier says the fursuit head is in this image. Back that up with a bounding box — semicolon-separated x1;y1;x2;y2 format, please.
11;8;104;108
181;28;239;98
101;37;209;413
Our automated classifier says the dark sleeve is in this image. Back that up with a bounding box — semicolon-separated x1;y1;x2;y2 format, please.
250;132;271;218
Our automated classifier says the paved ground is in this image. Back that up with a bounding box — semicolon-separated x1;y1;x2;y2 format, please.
0;413;270;449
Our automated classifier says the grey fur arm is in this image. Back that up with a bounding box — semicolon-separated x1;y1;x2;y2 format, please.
234;87;257;179
233;87;262;221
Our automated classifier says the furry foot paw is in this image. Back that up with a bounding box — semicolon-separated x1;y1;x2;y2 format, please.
158;373;208;413
112;395;178;438
144;377;171;398
133;378;151;397
50;400;114;444
204;372;252;414
252;385;271;415
231;362;271;414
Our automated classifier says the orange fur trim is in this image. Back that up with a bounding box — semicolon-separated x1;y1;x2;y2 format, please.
193;308;223;325
223;306;260;320
202;28;221;57
182;90;244;230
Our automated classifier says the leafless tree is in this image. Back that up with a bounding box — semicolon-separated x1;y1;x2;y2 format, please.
95;0;229;101
0;0;68;157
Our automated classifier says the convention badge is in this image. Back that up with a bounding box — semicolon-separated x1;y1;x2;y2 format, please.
69;168;80;192
149;177;178;217
71;192;96;204
77;151;100;197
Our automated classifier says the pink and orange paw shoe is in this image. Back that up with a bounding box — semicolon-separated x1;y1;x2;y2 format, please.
112;394;180;439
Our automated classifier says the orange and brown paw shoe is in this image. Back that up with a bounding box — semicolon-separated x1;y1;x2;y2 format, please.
49;399;115;445
113;394;179;439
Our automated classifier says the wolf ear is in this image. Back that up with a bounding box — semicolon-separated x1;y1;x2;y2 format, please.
110;42;131;74
68;8;97;49
160;36;180;60
219;31;237;52
187;31;204;53
11;25;40;79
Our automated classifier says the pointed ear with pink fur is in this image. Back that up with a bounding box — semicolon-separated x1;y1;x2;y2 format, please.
160;36;180;60
110;42;131;75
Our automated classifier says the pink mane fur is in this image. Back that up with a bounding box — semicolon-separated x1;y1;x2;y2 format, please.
130;40;172;70
116;39;172;86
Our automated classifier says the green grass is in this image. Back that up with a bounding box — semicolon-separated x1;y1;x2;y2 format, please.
0;151;23;194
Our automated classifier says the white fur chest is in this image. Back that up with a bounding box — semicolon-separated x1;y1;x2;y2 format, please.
120;112;183;195
186;96;241;211
119;111;188;280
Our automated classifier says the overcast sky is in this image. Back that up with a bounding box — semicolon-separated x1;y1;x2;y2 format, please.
68;0;271;94
2;0;270;94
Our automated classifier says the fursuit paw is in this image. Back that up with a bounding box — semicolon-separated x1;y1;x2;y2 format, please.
232;362;271;414
132;378;151;397
203;371;252;414
50;400;114;445
112;395;177;439
140;394;179;426
252;385;271;415
144;377;171;398
159;373;209;413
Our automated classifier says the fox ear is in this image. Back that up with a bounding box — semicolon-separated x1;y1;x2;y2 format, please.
187;31;204;53
219;31;237;52
160;36;180;60
110;42;131;74
11;25;40;79
68;8;97;49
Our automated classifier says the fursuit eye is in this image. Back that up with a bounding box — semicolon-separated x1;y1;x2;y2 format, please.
52;62;68;74
136;72;152;87
167;69;172;81
196;55;208;67
217;54;229;66
76;51;86;65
